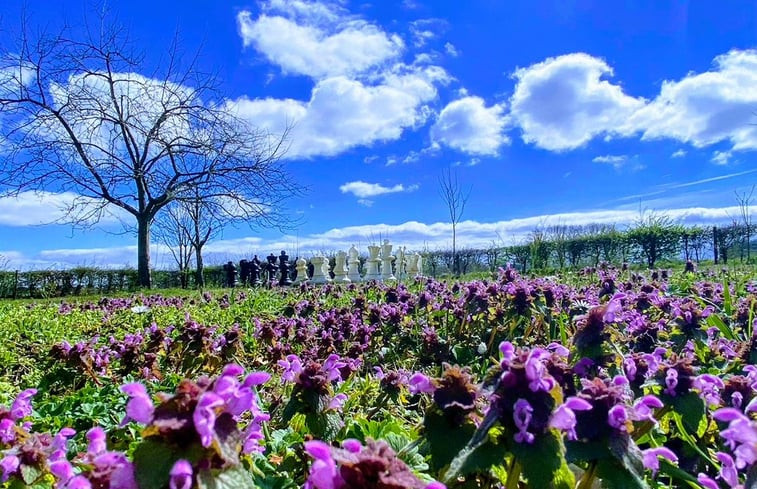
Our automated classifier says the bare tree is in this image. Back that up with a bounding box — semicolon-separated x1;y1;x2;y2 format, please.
736;185;755;263
153;202;194;288
438;168;471;276
0;13;296;287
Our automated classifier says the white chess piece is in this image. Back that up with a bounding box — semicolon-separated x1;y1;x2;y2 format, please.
414;253;423;277
347;245;361;282
364;245;381;281
333;250;350;283
407;254;419;277
310;256;331;284
396;246;406;280
294;257;308;284
380;239;396;281
321;256;332;281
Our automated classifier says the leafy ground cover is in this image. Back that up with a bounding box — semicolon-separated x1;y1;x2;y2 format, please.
0;265;755;488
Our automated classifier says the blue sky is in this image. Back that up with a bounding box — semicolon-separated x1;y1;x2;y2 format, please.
2;0;757;269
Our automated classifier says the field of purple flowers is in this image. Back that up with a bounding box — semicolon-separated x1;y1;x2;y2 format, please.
0;265;755;488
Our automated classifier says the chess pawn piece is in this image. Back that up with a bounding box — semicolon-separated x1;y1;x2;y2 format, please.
347;245;361;282
310;256;331;284
278;250;292;286
380;239;396;281
364;245;381;281
294;257;309;284
251;255;262;286
333;250;350;283
406;253;419;277
322;256;333;280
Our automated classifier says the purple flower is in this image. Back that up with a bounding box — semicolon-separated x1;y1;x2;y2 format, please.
278;355;303;382
716;452;739;488
547;342;570;358
696;474;719;489
328;393;348;411
193;392;224;448
65;476;92;489
664;368;678;396
409;373;435;395
631;395;663;423
608;404;629;432
0;455;18;482
499;341;515;366
623;356;637;381
169;460;193;489
642;447;678;475
304;440;341;489
0;418;15;444
513;398;535;444
342;439;362;453
87;426;107;454
524;349;555;392
120;382;154;425
10;388;37;419
694;374;725;406
602;294;625;322
550;397;592;440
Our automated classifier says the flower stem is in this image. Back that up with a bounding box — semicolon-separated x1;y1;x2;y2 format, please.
576;461;597;489
505;457;521;489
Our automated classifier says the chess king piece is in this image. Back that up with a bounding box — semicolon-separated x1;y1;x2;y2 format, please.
250;255;262;286
347;245;361;282
364;245;381;281
380;239;396;281
278;250;292;286
310;256;331;284
333;250;350;283
294;256;309;284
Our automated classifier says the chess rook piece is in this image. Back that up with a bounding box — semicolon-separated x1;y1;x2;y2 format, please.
250;255;261;286
364;245;381;281
407;254;419;277
347;245;361;282
278;250;292;286
333;250;350;283
380;239;396;282
294;256;309;284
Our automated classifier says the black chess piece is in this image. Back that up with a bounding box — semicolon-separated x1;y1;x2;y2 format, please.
278;250;292;286
251;255;261;287
290;256;299;282
239;259;249;286
223;261;237;287
266;253;278;285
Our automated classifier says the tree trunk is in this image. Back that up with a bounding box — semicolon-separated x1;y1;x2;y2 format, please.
137;217;152;288
195;246;205;288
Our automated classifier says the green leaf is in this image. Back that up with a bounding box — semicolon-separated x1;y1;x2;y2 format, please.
597;434;649;489
133;438;205;489
197;465;256;489
595;458;649;489
513;431;574;489
305;411;342;441
20;464;42;485
424;409;477;471
671;392;705;436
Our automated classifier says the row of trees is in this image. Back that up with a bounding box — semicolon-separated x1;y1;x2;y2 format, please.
424;217;757;276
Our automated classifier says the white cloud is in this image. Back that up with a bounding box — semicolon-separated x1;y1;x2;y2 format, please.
430;96;509;155
672;149;687;158
339;181;419;198
509;53;645;151
627;50;757;151
0;191;125;227
444;42;459;57
592;154;629;170
409;19;447;48
711;150;732;165
237;3;403;80
229;65;446;159
357;199;374;207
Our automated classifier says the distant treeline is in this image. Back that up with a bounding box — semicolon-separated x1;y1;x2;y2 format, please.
426;221;755;276
2;221;755;298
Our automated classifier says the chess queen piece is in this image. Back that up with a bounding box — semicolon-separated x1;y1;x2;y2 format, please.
294;256;309;284
333;250;350;283
347;245;361;282
310;256;331;284
380;239;396;282
364;245;381;281
278;250;292;286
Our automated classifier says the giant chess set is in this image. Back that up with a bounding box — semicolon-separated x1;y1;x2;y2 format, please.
221;239;423;287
